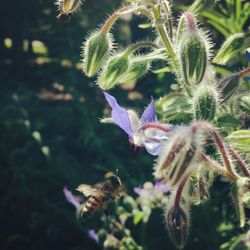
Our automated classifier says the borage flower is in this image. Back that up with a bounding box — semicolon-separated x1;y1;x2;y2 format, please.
88;229;99;243
63;186;83;208
103;92;171;155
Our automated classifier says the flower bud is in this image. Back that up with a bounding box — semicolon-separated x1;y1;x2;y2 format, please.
119;57;150;83
217;73;240;103
179;31;208;86
97;52;129;90
188;167;214;205
193;85;218;121
154;127;202;186
56;0;82;18
166;205;189;249
238;95;250;115
82;31;113;77
213;33;250;65
189;0;215;13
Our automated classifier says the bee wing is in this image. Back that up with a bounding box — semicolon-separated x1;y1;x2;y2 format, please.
76;184;105;197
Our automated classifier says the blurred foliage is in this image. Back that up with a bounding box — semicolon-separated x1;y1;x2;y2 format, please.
0;0;249;250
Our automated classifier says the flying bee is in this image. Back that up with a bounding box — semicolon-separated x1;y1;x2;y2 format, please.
76;173;122;219
56;0;82;19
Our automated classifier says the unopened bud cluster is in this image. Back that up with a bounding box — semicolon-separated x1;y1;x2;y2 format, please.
154;126;203;187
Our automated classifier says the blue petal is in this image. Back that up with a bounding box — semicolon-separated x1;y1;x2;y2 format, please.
104;92;133;136
144;140;163;155
140;97;157;124
63;187;80;208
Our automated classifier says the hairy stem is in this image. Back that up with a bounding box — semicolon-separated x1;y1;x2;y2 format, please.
140;122;173;133
124;41;158;57
228;146;250;177
174;173;190;207
101;6;149;34
151;5;178;71
201;153;238;182
192;121;239;180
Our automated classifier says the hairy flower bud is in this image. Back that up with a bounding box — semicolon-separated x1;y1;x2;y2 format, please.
217;73;240;103
188;167;214;205
213;33;250;65
119;57;150;83
154;127;203;186
179;31;208;86
97;52;129;89
82;31;113;77
166;205;189;249
56;0;82;18
193;85;218;121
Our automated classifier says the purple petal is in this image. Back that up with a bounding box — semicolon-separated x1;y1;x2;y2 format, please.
154;181;170;193
134;187;142;196
140;97;157;124
143;140;163;155
104;92;133;136
88;230;99;243
63;187;80;208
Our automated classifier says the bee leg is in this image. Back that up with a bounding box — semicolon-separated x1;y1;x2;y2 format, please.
104;208;109;221
103;203;109;221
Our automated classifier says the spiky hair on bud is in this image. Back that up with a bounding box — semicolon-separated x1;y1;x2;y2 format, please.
175;11;214;86
192;83;219;121
55;0;83;18
119;55;152;84
81;30;114;77
96;51;130;90
165;201;191;250
185;165;215;205
154;126;205;187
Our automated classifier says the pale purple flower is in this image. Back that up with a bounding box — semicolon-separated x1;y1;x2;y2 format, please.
103;92;169;155
88;229;99;243
134;182;169;197
63;186;82;208
134;187;143;196
154;181;170;193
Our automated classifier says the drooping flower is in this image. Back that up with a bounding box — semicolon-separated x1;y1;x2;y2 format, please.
103;92;171;155
154;126;204;186
63;186;83;208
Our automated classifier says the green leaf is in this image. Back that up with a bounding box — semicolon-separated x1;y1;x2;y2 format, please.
216;114;242;128
228;130;250;155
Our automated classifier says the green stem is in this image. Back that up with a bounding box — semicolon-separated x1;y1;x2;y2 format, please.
163;0;173;40
174;173;190;207
201;153;238;182
101;6;153;34
192;121;240;182
124;41;158;57
151;6;178;71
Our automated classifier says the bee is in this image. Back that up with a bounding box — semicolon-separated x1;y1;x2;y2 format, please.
56;0;82;19
76;173;122;219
